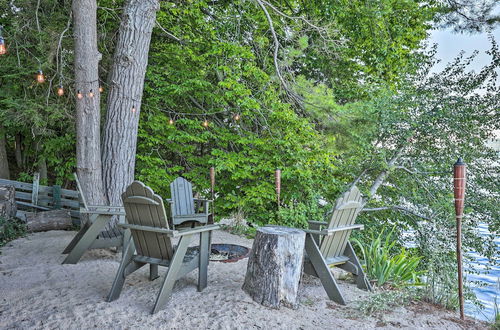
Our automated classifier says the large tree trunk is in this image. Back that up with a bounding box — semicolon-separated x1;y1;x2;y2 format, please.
0;126;10;179
73;0;106;205
102;0;159;208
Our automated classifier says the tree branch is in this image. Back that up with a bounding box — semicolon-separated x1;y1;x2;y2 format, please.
155;21;185;44
362;206;431;220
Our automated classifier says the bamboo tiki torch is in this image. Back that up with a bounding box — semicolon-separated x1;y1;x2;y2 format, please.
210;167;215;224
275;169;281;209
453;157;466;320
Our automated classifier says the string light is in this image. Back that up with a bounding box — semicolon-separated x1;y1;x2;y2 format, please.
77;90;83;99
36;70;45;83
0;37;6;55
202;119;209;128
57;85;64;96
233;113;241;121
88;89;94;98
168;118;175;125
99;86;104;93
132;105;136;113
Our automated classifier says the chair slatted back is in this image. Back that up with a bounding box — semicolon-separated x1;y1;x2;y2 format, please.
319;186;363;258
170;177;195;221
122;181;174;260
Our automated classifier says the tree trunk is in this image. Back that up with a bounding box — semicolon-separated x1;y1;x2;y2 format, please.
15;134;22;168
0;185;16;219
102;0;160;209
0;126;10;180
73;0;107;205
25;210;72;232
242;226;306;309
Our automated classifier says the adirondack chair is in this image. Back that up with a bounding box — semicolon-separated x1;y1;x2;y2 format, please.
61;174;125;264
107;181;219;313
302;186;372;305
166;177;211;228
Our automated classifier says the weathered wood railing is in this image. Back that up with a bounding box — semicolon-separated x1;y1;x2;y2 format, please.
0;175;80;221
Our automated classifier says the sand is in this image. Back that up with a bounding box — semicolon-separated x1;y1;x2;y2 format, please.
0;230;487;329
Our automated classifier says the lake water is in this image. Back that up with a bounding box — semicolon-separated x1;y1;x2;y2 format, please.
465;223;500;322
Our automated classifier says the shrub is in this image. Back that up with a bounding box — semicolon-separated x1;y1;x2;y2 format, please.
352;227;425;288
0;217;26;248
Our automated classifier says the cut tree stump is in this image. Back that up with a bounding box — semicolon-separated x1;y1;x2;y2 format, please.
242;226;305;309
0;185;16;219
26;209;72;232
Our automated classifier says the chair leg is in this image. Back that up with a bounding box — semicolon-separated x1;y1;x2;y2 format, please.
62;214;110;264
304;234;346;305
152;234;192;314
107;233;136;302
198;231;209;292
341;241;372;291
150;264;159;281
62;221;90;254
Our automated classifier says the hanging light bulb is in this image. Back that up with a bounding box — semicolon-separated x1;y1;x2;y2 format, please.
132;105;136;113
57;85;64;96
77;90;83;99
202;119;209;128
0;37;6;55
99;86;104;93
233;113;241;121
88;89;94;98
168;118;175;125
36;70;45;83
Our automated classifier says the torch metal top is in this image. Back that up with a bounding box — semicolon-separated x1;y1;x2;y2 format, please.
454;157;465;166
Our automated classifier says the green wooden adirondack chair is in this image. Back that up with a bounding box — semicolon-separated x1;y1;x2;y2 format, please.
303;186;372;305
62;174;125;264
107;181;219;314
167;177;211;227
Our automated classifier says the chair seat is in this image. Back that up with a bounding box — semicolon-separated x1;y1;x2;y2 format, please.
305;254;349;266
133;246;200;267
99;227;123;239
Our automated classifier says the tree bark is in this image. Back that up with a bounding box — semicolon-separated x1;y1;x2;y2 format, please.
102;0;160;208
242;226;305;309
14;134;22;168
0;185;16;219
73;0;107;205
25;210;72;232
0;126;10;179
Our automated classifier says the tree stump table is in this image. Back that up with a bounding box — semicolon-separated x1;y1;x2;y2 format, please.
242;226;305;309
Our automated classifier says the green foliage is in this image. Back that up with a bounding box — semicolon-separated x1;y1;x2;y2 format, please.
0;217;26;248
353;227;425;287
356;287;421;315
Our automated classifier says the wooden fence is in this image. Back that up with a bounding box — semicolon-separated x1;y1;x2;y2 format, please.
0;175;81;222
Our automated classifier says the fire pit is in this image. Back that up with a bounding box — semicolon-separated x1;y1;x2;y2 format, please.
210;244;251;263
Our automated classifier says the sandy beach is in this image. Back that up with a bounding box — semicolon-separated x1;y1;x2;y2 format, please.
0;230;487;329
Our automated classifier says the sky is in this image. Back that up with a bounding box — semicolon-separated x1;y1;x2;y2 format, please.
428;26;500;140
428;27;499;72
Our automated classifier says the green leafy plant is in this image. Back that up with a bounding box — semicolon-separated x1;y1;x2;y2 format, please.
356;287;420;315
0;217;26;248
353;227;425;287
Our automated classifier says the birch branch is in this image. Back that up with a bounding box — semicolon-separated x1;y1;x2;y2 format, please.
362;206;431;220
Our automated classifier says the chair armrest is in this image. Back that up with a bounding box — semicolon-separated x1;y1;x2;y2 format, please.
165;198;173;203
119;223;177;236
308;220;328;226
81;208;126;216
304;224;364;236
193;198;213;203
174;224;220;237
